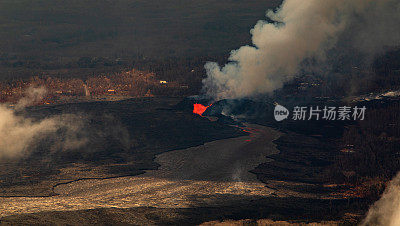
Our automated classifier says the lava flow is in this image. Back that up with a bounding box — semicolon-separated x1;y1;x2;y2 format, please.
193;103;212;116
241;127;260;142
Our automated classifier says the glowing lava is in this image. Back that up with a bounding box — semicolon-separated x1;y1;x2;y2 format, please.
193;103;212;116
242;127;260;142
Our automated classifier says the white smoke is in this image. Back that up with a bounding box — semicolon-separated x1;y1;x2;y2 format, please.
0;104;58;158
0;86;87;159
15;86;47;110
203;0;400;100
362;173;400;226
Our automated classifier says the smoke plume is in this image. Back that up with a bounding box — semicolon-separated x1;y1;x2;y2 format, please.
0;87;86;159
362;173;400;226
0;104;58;159
203;0;400;100
15;86;47;110
0;86;133;160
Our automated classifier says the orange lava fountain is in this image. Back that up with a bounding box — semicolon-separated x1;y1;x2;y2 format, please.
193;103;212;116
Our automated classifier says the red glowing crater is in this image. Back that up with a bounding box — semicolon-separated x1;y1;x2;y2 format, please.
193;103;212;116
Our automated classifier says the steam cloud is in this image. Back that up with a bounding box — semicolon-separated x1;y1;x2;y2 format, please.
0;87;86;159
362;173;400;226
203;0;400;100
0;104;58;159
0;86;132;160
15;86;47;110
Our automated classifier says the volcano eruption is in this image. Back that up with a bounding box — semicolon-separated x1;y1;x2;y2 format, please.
193;103;212;116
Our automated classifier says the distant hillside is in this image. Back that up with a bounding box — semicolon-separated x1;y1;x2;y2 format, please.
0;0;282;80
